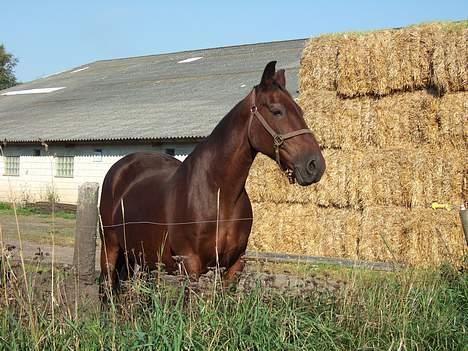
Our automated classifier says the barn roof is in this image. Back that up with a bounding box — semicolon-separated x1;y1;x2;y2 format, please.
0;39;305;143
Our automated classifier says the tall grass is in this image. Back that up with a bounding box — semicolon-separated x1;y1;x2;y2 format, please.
0;202;75;220
0;259;466;351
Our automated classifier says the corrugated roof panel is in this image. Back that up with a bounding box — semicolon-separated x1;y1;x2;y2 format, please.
0;39;305;143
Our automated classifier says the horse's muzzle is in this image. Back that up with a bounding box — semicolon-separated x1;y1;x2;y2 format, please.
293;154;325;186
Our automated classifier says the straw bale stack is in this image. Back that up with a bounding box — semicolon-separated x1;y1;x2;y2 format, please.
299;22;467;97
300;35;339;91
298;90;373;149
248;202;361;259
247;147;465;209
431;25;468;94
298;89;466;150
359;147;466;208
247;21;468;266
247;151;362;208
359;207;466;266
248;204;466;266
437;92;468;147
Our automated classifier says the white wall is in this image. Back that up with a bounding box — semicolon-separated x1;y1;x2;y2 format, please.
0;142;196;204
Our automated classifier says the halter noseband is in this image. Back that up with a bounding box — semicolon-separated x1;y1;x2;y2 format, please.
248;88;313;184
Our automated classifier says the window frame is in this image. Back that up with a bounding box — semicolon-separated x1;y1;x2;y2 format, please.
55;156;74;178
3;156;20;177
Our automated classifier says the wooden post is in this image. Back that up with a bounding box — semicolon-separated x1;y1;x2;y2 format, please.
460;205;468;246
73;182;99;283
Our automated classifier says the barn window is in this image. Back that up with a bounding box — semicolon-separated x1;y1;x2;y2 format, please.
55;156;74;178
3;156;20;176
94;149;103;162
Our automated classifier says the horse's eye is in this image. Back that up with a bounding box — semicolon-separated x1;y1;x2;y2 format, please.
272;110;282;117
270;105;284;117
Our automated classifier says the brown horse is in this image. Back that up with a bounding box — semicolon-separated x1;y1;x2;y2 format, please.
99;61;325;294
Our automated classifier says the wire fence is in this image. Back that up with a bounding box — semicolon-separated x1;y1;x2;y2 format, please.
0;143;468;276
0;144;466;274
1;199;464;273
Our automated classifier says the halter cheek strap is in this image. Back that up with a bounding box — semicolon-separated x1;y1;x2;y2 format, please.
247;89;313;183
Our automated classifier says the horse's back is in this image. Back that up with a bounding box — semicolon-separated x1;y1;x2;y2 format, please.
100;152;181;222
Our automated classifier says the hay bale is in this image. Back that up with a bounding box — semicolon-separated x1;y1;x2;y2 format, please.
298;89;372;149
412;147;467;207
252;21;468;267
360;147;466;208
335;32;383;97
432;25;468;94
299;90;442;149
247;147;466;209
300;35;340;92
437;92;468;148
358;149;413;208
371;91;440;147
246;151;362;208
248;202;360;259
248;204;466;266
248;202;314;255
359;207;467;266
389;26;433;93
299;21;467;97
311;149;362;209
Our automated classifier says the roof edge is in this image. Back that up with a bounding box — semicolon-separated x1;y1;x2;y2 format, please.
94;38;307;65
1;136;206;145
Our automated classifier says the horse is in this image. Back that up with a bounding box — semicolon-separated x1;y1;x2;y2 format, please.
99;61;325;295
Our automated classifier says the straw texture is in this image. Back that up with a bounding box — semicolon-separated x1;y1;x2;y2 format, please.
299;22;467;98
249;21;467;266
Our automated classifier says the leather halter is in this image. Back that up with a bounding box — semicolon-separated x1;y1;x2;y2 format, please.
247;88;313;184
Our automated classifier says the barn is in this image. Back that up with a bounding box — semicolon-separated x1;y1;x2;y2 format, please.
0;39;305;204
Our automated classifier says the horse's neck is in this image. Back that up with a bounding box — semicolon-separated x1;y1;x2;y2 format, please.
180;97;255;202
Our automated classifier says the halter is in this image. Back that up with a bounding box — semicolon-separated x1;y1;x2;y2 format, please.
248;88;313;184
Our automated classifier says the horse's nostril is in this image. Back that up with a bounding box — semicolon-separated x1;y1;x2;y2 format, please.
307;158;317;173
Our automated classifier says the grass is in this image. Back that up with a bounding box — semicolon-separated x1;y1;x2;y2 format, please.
0;202;75;220
0;202;76;247
10;229;75;248
0;258;466;351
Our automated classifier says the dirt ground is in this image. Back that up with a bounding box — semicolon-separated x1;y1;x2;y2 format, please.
1;212;347;311
0;212;76;246
0;212;100;269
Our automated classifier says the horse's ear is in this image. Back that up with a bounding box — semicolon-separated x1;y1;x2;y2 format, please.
260;61;277;87
274;69;286;88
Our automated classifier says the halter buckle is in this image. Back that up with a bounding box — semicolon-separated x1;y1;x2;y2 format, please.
273;134;284;147
285;169;295;184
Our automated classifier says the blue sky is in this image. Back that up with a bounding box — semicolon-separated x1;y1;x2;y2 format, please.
3;0;467;82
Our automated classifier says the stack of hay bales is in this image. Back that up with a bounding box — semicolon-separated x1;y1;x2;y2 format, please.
246;22;467;266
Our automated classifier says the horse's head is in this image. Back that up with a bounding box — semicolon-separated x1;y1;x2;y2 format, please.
248;61;325;186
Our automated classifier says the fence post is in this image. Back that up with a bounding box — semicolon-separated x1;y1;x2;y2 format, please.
460;204;468;246
73;182;99;283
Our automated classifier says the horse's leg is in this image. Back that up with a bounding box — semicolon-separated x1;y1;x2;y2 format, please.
223;255;245;286
99;231;121;301
179;254;202;280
